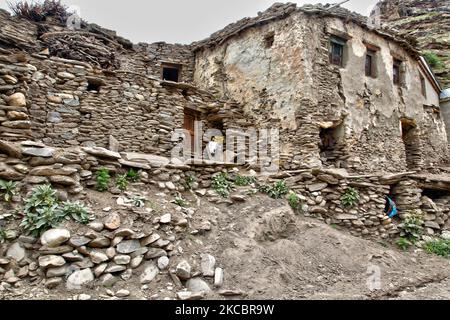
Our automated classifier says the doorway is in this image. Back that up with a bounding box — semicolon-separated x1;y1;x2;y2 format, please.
400;119;422;170
184;108;200;157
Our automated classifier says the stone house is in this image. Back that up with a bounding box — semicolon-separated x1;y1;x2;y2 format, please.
0;3;448;174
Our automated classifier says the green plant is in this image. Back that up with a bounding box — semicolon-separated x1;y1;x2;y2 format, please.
116;174;128;191
20;185;64;236
0;180;19;202
234;175;256;187
96;168;110;192
126;169;140;183
341;187;360;207
61;201;90;224
259;180;289;199
402;211;424;242
174;196;188;208
396;237;412;251
184;174;196;190
0;228;6;244
212;173;234;198
423;52;444;70
424;239;450;258
287;192;301;211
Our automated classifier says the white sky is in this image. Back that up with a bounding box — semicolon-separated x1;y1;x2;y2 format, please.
0;0;380;44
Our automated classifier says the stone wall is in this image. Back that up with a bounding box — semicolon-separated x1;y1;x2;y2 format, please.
193;9;449;173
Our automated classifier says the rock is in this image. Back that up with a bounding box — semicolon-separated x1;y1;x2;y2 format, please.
214;268;224;287
317;174;339;185
106;247;116;259
116;289;130;298
130;255;144;269
50;175;77;186
307;183;328;192
90;251;109;264
0;258;10;265
45;277;63;289
177;291;206;301
186;278;211;294
0;140;22;158
78;294;92;300
157;256;170;270
82;147;121;160
46;265;68;278
101;274;119;288
116;240;141;254
441;231;450;240
94;263;108;277
57;72;76;80
38;255;66;268
335;214;358;220
22;147;55;158
140;263;159;284
140;233;161;246
231;195;246;202
63;252;84;262
7;92;26;107
88;221;104;232
160;214;171;224
104;213;121;230
425;221;440;230
73;258;94;269
39;245;73;255
41;229;70;247
200;254;216;277
66;269;94;291
6;243;25;262
114;228;135;238
88;237;111;248
30;166;77;176
69;236;91;247
176;260;191;280
104;265;127;273
114;255;131;265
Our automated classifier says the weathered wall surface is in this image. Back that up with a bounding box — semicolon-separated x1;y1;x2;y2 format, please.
194;11;448;173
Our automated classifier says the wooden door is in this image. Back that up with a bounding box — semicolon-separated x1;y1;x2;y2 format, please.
183;109;199;154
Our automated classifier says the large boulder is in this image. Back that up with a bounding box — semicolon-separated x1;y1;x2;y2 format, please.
66;268;94;290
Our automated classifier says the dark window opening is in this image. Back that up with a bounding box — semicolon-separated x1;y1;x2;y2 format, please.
162;66;180;82
420;73;427;98
422;189;450;200
329;37;346;67
393;59;402;85
87;80;102;92
401;119;422;170
264;33;275;48
365;50;376;77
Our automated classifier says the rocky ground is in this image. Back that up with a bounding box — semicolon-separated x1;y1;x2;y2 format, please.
1;182;449;301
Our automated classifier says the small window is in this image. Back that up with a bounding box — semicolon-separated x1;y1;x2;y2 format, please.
329;37;346;67
365;50;376;77
264;32;275;48
162;63;181;82
393;59;402;85
420;73;427;98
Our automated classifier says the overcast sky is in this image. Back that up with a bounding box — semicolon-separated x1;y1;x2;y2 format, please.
0;0;379;44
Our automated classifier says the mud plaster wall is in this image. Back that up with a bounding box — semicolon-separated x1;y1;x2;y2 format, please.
193;12;448;172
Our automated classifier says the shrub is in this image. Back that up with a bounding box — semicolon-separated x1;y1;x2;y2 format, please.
234;175;256;187
96;168;110;192
8;0;71;24
396;237;412;251
20;185;64;236
61;201;90;224
184;174;196;190
0;180;19;202
259;180;289;199
174;196;188;208
424;239;450;258
287;192;301;211
126;169;140;183
116;174;128;191
401;211;424;242
423;52;444;69
341;187;360;207
212;173;234;198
